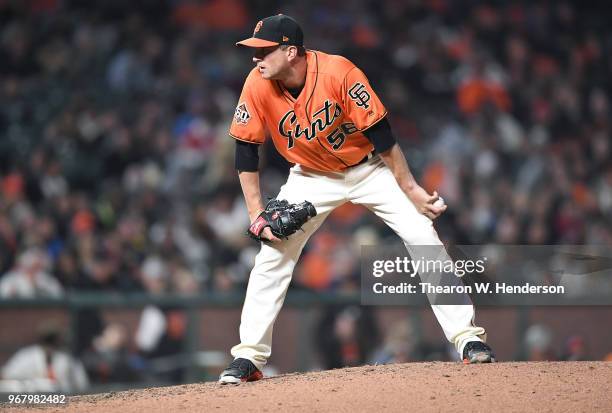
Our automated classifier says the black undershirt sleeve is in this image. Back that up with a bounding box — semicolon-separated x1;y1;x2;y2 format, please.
362;117;397;154
235;140;260;172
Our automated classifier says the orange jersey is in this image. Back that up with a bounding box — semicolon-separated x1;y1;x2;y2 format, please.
229;50;387;172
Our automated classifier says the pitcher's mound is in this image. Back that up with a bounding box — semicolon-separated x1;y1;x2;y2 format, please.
24;362;612;412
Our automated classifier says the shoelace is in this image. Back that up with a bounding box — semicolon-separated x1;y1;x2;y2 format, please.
228;359;256;374
469;342;489;351
465;342;494;356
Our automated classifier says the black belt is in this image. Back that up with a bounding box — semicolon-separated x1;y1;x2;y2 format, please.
352;150;376;167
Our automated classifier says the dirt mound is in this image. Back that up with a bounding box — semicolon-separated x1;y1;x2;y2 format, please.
9;362;612;412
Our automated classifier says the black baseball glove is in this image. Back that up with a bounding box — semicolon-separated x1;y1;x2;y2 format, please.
247;199;317;241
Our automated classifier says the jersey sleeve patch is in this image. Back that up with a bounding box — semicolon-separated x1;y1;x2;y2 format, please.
234;102;251;125
348;82;372;110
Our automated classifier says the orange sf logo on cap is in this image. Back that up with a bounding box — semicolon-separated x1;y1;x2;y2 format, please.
254;20;263;34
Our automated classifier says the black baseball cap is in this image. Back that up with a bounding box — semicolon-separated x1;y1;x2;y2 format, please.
236;14;303;48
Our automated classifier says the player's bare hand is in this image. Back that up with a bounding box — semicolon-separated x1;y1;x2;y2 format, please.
261;227;282;243
248;212;282;243
407;187;447;220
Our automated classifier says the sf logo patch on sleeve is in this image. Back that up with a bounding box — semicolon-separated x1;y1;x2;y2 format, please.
348;82;371;109
234;102;251;125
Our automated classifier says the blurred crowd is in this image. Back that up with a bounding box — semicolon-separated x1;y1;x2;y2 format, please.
2;308;604;393
0;0;611;390
1;1;611;298
315;309;603;369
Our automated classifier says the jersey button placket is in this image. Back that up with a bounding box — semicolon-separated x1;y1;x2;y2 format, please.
294;102;306;125
294;103;300;123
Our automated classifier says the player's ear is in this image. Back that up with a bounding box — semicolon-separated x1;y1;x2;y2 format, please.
286;45;298;61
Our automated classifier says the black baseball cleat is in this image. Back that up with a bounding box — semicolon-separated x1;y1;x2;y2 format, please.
218;358;263;384
462;341;496;364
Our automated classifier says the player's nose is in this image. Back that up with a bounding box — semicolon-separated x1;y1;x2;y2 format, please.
253;56;262;64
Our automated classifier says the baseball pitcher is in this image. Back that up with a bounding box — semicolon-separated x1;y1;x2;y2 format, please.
220;14;494;384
